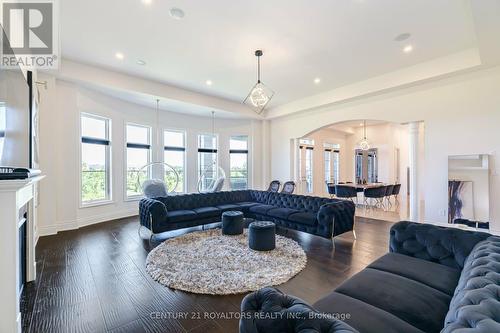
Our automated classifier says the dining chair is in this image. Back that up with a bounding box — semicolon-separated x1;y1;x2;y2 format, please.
326;182;336;198
363;186;386;210
281;181;296;194
392;184;401;205
267;180;281;192
335;185;358;203
384;185;394;208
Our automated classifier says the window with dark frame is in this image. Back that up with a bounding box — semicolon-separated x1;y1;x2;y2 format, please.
229;136;248;190
80;113;111;204
164;130;186;193
198;134;217;192
126;124;151;198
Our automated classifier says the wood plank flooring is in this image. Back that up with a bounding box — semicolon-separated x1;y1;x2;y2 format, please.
21;216;395;333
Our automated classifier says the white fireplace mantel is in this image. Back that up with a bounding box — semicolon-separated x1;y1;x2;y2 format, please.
0;175;44;333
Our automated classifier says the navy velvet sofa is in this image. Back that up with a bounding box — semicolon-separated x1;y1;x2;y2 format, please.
240;221;500;333
139;190;355;239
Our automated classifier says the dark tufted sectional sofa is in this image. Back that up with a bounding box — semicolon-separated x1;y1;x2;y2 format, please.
240;221;500;333
139;190;355;239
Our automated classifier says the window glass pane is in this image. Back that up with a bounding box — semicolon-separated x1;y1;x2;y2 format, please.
198;134;216;149
127;124;149;144
324;142;340;149
198;152;217;191
333;151;340;183
198;134;218;192
82;115;106;139
299;138;314;145
126;147;149;197
81;143;107;201
305;149;313;193
230;153;248;190
324;151;331;183
230;136;248;190
164;130;185;147
164;150;185;193
230;136;248;150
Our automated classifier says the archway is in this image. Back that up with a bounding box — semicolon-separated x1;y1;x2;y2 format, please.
290;119;425;222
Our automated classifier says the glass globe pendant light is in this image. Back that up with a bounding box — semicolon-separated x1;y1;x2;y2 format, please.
358;120;371;151
244;50;274;114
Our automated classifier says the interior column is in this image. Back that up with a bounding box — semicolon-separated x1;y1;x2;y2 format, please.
409;122;419;221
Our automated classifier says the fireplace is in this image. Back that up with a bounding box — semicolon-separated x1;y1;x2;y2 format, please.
0;175;44;332
18;206;28;293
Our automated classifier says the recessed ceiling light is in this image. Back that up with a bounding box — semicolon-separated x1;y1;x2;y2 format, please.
403;45;413;53
115;52;124;60
205;80;213;86
314;77;321;84
169;7;185;19
359;123;364;126
142;0;152;5
394;33;411;42
136;59;146;65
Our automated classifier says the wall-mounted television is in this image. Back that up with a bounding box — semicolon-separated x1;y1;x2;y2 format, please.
0;57;32;169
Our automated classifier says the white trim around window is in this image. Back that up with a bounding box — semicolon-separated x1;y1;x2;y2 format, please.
124;122;152;201
79;112;113;208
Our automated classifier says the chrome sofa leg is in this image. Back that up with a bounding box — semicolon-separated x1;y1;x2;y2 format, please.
352;230;357;240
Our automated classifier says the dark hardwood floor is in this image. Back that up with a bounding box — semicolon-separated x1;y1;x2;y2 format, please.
21;216;395;333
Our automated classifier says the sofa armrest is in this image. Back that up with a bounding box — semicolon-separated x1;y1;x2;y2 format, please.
317;200;355;238
139;198;168;232
390;221;491;269
240;288;358;333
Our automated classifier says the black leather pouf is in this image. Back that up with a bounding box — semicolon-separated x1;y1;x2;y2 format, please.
221;211;244;235
249;221;276;251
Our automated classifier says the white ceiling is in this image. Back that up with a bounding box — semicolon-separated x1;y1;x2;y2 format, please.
61;0;477;109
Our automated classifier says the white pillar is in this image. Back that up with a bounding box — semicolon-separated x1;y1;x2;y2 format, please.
409;122;419;221
261;119;271;189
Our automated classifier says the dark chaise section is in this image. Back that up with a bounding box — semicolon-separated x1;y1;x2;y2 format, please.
139;190;355;239
240;222;500;333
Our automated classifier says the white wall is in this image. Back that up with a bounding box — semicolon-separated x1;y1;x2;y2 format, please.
36;76;263;236
269;65;500;233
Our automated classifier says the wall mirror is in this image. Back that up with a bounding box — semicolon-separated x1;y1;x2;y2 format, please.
448;154;490;230
355;148;378;184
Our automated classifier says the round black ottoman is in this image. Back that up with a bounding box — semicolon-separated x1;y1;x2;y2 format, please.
222;211;244;235
249;221;276;251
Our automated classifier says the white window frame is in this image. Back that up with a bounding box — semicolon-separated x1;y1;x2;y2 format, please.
163;129;187;193
124;122;152;200
79;112;112;207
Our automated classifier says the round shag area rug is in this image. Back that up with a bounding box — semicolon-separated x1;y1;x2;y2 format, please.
146;229;307;295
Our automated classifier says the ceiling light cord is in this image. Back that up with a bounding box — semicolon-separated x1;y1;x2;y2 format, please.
257;54;261;83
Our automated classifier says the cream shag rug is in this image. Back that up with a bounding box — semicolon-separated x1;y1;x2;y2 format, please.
146;229;307;295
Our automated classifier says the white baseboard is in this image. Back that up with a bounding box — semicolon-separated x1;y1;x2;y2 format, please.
37;210;138;237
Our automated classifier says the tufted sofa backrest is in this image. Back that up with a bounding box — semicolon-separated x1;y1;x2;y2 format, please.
442;236;500;333
266;192;340;213
249;190;271;204
390;221;491;269
157;190;253;211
